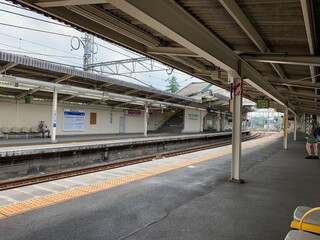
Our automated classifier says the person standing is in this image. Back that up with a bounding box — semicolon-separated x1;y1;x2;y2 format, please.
305;117;319;159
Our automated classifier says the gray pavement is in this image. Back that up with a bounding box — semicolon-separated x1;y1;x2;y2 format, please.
0;133;318;240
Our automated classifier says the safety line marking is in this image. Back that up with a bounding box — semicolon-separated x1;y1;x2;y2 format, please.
0;134;281;219
0;202;32;216
22;198;54;209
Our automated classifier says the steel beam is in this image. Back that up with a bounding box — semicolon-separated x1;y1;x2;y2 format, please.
301;0;316;56
145;47;197;57
2;75;204;110
0;63;18;74
60;93;82;102
53;75;74;83
286;97;320;105
35;0;107;8
301;0;317;101
68;5;160;47
242;54;320;66
219;0;286;79
283;107;288;149
294;113;297;141
17;74;73;98
287;91;320;100
296;107;320;115
269;78;320;89
107;0;287;107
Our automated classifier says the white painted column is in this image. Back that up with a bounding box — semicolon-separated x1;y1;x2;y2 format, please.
231;76;243;183
293;113;297;141
199;110;203;132
15;100;20;127
51;87;58;143
222;113;226;131
283;107;288;149
216;111;221;131
144;103;148;137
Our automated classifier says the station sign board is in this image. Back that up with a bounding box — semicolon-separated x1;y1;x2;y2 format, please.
125;110;141;117
149;108;163;113
188;113;198;120
63;109;85;131
256;99;269;109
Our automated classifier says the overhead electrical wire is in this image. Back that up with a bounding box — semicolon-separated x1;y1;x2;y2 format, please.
0;32;82;58
0;7;171;75
0;1;196;90
0;42;82;67
0;8;72;28
0;22;75;37
0;48;81;59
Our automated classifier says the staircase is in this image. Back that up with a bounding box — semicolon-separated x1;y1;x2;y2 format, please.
156;111;184;133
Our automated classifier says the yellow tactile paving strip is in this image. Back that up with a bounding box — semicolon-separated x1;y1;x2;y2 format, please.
0;134;281;220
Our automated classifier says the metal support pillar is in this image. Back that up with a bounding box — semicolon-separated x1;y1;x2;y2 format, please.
217;112;221;131
200;110;203;132
144;103;148;137
222;113;226;131
294;113;297;141
51;87;58;143
15;100;20;127
283;107;288;149
230;77;244;183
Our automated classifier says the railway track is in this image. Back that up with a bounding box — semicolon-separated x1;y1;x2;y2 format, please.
0;132;262;191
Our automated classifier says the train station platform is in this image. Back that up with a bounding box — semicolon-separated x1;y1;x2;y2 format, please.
0;130;240;157
0;132;318;240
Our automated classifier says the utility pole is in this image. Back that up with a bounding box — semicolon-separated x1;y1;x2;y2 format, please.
71;33;98;71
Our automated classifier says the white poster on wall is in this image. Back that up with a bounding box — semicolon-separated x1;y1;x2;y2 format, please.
63;109;85;131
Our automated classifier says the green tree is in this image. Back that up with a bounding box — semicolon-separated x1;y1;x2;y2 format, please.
165;75;180;93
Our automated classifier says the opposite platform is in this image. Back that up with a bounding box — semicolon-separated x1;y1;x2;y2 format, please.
0;130;243;157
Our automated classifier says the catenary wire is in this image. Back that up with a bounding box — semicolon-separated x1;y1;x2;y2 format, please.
0;32;82;58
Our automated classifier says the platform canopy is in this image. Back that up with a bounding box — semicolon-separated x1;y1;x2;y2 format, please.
0;51;206;110
9;0;320;115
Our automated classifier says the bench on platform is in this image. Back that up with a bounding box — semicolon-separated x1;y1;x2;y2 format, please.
1;127;42;139
285;206;320;239
291;206;320;234
285;230;320;240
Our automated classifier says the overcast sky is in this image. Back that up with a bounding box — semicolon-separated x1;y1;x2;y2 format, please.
0;0;205;91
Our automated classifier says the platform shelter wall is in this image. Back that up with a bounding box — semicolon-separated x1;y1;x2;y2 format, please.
0;99;192;136
0;99;147;136
182;109;203;133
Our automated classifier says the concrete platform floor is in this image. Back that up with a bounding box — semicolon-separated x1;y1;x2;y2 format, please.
0;132;318;240
0;132;178;147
